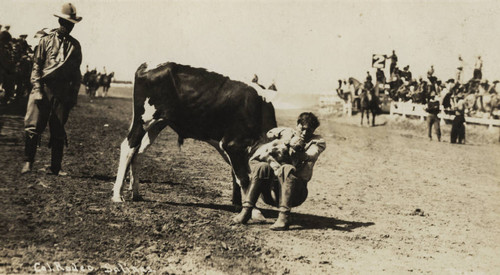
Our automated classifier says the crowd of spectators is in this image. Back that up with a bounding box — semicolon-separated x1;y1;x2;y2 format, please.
363;51;499;119
0;24;46;104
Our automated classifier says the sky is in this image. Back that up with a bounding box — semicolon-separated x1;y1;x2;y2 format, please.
2;0;500;94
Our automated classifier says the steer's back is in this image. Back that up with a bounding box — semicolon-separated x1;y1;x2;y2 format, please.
132;62;276;143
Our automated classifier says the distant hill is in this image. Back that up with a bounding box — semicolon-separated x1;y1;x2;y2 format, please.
272;92;326;110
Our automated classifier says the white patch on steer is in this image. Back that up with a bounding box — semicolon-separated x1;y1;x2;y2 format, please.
144;60;166;72
248;83;278;103
138;133;151;154
142;97;157;124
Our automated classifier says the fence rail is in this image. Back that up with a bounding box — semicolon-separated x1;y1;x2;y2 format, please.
389;101;500;128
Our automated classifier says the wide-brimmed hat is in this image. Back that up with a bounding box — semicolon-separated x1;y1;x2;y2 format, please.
54;3;82;24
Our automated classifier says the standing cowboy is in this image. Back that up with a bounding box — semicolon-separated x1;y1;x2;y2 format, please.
473;56;483;80
451;91;467;144
388;50;398;78
456;55;464;84
21;3;83;175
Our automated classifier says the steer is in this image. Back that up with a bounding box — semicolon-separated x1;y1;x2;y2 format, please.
112;62;277;206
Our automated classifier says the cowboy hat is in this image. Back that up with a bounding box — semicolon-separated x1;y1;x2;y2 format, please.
54;3;82;24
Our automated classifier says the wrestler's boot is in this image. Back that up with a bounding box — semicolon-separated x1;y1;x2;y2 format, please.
21;133;39;174
232;179;262;224
270;181;293;231
47;138;64;175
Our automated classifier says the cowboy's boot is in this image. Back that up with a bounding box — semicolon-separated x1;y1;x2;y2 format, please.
47;138;64;175
21;133;39;174
270;181;293;231
232;179;263;224
270;211;291;231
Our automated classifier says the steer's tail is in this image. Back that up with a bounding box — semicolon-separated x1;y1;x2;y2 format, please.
135;63;149;80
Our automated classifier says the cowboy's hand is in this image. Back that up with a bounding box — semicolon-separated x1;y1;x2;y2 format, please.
31;88;43;101
275;166;283;177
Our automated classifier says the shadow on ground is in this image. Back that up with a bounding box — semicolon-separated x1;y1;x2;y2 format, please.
164;201;374;231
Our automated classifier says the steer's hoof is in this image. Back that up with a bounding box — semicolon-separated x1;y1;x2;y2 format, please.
132;194;144;202
21;162;33;174
111;196;125;203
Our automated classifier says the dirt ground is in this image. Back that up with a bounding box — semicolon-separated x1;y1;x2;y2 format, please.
1;87;499;274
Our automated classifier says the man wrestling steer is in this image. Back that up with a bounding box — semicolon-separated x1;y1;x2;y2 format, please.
233;112;326;230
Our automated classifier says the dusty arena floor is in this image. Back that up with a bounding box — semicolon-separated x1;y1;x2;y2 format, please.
1;87;499;274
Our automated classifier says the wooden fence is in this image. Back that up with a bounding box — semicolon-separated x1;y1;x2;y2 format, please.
389;101;500;129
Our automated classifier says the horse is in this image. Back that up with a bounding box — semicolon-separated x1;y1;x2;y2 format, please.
360;88;380;126
13;54;32;102
348;77;364;110
98;72;114;97
336;79;353;116
85;70;99;99
462;91;500;118
82;70;90;93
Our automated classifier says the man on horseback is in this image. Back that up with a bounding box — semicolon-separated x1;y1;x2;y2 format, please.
85;69;99;98
337;79;352;116
98;71;114;97
21;3;83;175
364;71;374;91
375;68;386;96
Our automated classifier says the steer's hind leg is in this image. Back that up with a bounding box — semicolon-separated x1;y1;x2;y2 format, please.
129;120;168;201
208;140;243;208
231;172;242;207
113;120;146;202
112;138;140;202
